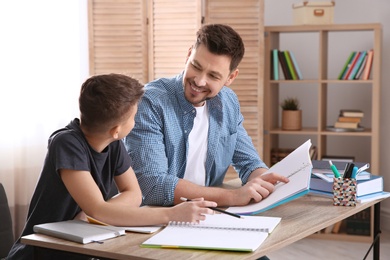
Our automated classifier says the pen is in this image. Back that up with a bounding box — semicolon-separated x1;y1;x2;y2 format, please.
356;163;370;176
328;160;340;178
180;197;243;219
351;166;358;179
344;163;355;178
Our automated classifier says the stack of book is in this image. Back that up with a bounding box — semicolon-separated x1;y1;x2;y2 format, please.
271;145;317;165
333;109;364;130
271;49;302;80
309;160;390;203
338;49;373;80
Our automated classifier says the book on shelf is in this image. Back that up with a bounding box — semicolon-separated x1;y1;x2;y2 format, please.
271;145;317;165
354;54;368;79
141;214;281;252
334;121;360;129
278;50;292;80
289;50;303;80
342;51;360;80
272;49;302;80
362;49;374;80
337;116;362;123
33;220;126;244
338;51;356;80
345;208;371;236
339;109;364;118
332;221;343;234
284;50;298;80
271;49;279;80
86;215;163;234
348;51;367;80
271;148;293;165
227;140;312;215
310;173;383;197
337;49;373;80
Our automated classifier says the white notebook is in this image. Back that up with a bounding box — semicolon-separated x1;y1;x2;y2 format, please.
33;220;126;244
227;139;313;215
141;214;281;252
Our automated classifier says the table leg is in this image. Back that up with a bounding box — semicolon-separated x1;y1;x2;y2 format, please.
373;202;380;260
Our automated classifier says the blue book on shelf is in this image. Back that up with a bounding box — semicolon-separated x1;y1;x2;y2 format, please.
348;51;367;80
289;51;302;80
272;49;279;80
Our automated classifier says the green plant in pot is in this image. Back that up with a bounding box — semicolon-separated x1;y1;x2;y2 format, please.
280;97;302;130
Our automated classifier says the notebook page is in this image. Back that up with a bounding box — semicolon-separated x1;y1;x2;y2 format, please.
227;139;312;215
141;214;281;252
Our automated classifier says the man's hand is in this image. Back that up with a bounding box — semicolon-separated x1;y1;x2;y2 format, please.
230;171;289;206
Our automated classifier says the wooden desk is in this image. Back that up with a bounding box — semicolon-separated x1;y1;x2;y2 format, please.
22;192;383;260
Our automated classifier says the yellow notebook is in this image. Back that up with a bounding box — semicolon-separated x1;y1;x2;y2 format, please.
87;215;162;234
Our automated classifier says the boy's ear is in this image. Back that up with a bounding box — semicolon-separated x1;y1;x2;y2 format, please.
109;125;120;139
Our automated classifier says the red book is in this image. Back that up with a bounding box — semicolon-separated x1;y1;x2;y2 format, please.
343;51;361;80
362;49;374;80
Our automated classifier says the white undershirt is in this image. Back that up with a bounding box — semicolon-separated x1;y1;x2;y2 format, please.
183;103;209;186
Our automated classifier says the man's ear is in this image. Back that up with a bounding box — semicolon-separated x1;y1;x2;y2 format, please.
225;69;239;86
109;125;120;139
185;46;193;64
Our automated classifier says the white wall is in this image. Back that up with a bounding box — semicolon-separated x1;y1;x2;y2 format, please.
265;0;390;228
0;0;89;236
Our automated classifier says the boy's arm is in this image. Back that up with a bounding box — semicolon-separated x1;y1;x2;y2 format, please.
60;167;217;226
60;167;142;225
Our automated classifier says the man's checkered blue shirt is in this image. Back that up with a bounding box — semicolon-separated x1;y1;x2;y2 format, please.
125;73;267;206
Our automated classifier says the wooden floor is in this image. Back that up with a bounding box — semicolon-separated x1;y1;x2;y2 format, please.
267;228;390;260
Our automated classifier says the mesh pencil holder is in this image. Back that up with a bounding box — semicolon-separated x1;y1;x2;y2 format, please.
333;178;357;206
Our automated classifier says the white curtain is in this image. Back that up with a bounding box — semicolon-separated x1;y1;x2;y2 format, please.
0;0;89;238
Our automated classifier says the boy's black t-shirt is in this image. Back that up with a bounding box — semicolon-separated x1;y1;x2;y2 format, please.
7;118;132;260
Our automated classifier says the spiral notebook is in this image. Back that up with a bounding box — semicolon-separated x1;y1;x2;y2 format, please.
141;214;281;252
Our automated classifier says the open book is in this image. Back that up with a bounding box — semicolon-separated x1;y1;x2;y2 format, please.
141;214;281;252
33;220;125;244
227;139;312;215
86;215;163;234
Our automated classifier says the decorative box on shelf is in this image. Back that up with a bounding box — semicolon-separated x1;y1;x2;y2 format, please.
292;1;335;25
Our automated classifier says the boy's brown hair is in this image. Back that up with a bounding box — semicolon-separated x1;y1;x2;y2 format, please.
79;74;144;133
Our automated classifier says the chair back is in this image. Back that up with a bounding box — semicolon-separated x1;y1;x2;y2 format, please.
0;183;14;258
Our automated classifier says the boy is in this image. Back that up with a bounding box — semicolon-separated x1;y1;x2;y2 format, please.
7;74;216;259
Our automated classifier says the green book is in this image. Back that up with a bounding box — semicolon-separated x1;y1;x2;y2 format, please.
284;50;297;80
338;51;356;80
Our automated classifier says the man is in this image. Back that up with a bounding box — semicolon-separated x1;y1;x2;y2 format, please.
125;24;288;207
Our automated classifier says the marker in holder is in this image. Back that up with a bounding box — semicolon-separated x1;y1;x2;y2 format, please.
333;177;357;207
